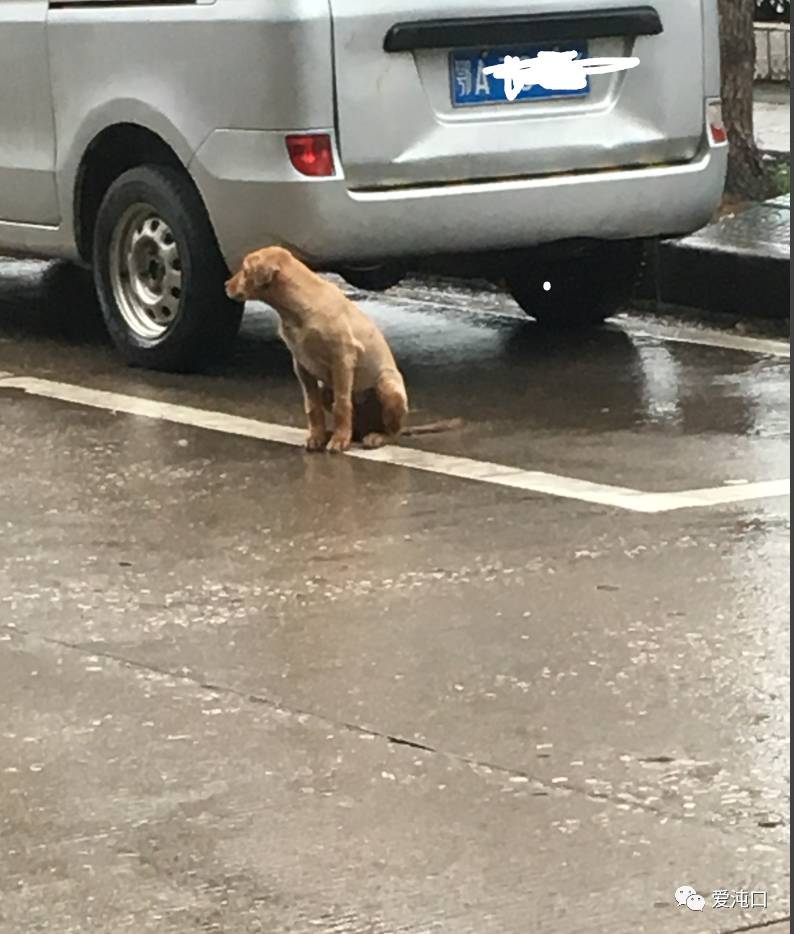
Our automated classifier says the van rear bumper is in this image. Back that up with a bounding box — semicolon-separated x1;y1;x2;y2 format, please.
190;129;728;271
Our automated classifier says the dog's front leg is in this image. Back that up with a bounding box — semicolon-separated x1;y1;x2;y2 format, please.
326;357;355;453
294;362;328;452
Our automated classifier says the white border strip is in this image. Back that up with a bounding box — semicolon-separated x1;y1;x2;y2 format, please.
1;375;789;514
610;320;790;359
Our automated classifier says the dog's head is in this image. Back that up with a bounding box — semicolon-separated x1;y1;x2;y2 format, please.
225;247;289;302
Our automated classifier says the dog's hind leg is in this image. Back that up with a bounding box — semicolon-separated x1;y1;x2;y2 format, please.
362;372;408;449
321;386;382;443
351;389;385;442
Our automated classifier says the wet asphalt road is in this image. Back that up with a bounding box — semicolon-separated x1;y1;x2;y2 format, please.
0;259;789;934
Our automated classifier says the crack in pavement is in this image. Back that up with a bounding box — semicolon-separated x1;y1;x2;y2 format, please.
3;621;786;849
721;918;791;933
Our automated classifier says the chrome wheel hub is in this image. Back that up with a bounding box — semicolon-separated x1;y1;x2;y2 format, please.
109;204;183;340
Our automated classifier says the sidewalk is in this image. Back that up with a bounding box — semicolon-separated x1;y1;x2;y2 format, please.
653;195;790;320
643;85;790;321
755;82;791;154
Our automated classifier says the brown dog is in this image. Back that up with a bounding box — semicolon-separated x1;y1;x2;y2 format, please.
225;246;414;453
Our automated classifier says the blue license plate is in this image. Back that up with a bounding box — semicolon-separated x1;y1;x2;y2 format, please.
450;42;590;107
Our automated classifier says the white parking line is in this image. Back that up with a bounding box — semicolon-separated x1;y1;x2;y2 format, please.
610;319;790;359
1;375;789;514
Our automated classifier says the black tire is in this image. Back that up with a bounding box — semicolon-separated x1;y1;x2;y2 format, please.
92;164;242;372
42;260;96;303
506;240;645;330
40;260;107;342
340;263;404;292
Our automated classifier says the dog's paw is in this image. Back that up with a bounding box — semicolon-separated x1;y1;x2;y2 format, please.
362;432;388;449
305;431;328;452
326;433;351;454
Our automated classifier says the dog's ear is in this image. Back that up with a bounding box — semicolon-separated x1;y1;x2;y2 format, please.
246;254;278;289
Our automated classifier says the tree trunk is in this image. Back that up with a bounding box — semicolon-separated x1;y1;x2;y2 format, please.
718;0;770;198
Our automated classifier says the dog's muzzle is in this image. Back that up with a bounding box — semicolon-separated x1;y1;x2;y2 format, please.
224;276;245;301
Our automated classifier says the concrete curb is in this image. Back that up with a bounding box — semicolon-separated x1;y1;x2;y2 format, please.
645;196;790;320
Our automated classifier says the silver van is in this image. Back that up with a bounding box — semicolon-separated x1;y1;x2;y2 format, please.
0;0;727;371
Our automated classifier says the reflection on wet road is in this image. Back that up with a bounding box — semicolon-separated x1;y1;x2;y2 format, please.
0;258;790;933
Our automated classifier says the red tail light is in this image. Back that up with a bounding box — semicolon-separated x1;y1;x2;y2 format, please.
286;133;335;177
706;100;728;146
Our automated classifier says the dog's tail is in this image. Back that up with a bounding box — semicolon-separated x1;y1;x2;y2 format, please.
401;417;464;437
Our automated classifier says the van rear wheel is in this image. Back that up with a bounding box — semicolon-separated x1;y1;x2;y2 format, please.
93;164;242;372
506;241;644;330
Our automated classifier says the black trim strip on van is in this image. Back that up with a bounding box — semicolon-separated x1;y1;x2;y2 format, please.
383;7;663;53
49;0;195;8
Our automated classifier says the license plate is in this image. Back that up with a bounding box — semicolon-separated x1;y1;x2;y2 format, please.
450;42;590;107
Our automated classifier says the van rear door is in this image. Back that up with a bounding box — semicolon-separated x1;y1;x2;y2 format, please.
328;1;706;189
